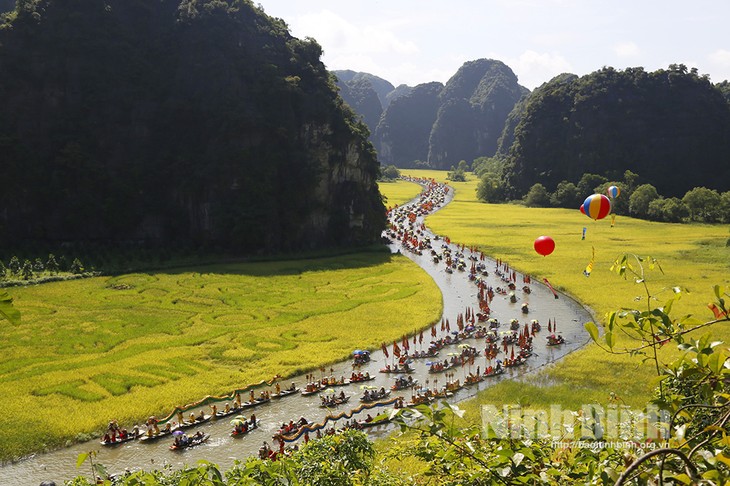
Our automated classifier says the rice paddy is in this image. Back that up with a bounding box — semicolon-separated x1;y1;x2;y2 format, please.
401;169;730;417
3;172;727;465
0;252;441;461
378;178;423;207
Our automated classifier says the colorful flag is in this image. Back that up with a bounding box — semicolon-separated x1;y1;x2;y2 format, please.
584;247;595;277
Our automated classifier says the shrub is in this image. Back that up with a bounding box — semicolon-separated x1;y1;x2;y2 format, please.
524;183;551;207
629;183;660;218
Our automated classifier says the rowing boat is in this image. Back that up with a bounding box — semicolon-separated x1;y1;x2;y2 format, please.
139;424;180;443
169;433;209;450
360;389;391;403
271;388;299;399
319;395;350;408
231;419;259;437
100;430;140;446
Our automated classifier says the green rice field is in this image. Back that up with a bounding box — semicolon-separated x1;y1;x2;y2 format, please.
3;172;727;465
378;178;423;207
401;169;730;416
0;252;441;461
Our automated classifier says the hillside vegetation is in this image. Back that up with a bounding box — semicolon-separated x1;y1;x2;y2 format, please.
0;0;384;254
502;65;730;198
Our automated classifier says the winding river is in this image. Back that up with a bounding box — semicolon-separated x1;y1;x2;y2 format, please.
2;182;592;486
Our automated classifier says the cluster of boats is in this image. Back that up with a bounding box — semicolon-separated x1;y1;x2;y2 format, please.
101;385;298;448
97;177;570;459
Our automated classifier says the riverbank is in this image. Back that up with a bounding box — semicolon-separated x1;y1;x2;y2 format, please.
401;169;730;416
3;179;595;484
0;252;442;465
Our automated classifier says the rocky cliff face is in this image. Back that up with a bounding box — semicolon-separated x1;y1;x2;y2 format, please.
374;82;443;166
371;59;526;168
427;59;526;168
335;76;383;141
0;0;385;253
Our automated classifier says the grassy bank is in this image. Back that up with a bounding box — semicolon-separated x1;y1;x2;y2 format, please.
402;169;730;415
378;178;423;207
1;252;441;462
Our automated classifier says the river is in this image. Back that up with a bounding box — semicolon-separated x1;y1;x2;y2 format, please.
2;182;592;485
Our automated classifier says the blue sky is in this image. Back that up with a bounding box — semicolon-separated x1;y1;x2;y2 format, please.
258;0;730;90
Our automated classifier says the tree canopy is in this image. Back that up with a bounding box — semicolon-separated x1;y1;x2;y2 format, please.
0;0;385;254
502;66;730;199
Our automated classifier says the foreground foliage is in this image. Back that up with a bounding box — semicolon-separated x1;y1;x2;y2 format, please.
68;430;380;485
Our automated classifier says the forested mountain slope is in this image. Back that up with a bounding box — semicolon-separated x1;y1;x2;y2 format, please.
0;0;385;253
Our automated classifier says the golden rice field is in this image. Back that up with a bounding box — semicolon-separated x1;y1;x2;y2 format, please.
378;178;423;207
401;169;730;416
0;252;441;461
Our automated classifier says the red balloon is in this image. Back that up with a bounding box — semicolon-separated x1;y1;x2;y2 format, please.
579;204;586;214
534;235;555;256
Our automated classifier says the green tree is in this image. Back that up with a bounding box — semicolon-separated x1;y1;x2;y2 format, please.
476;172;506;203
20;259;33;280
33;258;44;273
647;197;689;222
380;165;400;181
524;182;550;207
682;187;722;222
550;180;581;208
8;256;20;276
471;156;505;178
0;261;6;279
577;173;608;197
46;254;60;274
721;191;730;224
629;183;660;218
446;164;466;182
70;258;84;274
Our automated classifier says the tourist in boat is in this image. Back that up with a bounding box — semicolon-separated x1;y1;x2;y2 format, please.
258;442;270;459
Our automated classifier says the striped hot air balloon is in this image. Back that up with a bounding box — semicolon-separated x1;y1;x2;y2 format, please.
606;185;620;198
582;194;612;221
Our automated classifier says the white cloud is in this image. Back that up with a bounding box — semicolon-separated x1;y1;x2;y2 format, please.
507;50;573;90
291;9;419;57
614;42;640;58
708;49;730;67
705;49;730;83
